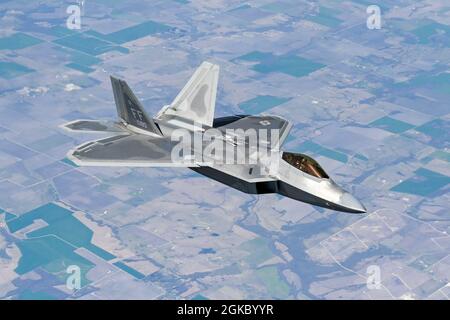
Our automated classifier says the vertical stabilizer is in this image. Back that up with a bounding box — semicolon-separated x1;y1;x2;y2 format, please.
110;76;161;135
156;61;219;127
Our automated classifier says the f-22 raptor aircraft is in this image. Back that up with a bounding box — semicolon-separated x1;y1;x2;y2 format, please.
64;62;366;213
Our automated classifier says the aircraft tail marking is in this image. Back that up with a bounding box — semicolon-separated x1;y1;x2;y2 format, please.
110;76;161;135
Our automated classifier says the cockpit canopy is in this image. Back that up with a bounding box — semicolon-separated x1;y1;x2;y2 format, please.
282;152;329;179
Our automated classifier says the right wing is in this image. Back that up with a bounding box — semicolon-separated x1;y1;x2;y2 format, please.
218;115;292;151
67;134;197;167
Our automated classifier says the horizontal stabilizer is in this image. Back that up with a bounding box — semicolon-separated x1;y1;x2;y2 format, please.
61;120;125;133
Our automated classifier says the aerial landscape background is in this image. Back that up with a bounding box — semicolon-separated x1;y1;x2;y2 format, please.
0;0;449;299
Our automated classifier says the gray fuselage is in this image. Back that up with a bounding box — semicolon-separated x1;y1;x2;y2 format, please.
153;114;366;214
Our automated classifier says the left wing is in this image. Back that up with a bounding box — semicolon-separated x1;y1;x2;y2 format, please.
67;134;196;167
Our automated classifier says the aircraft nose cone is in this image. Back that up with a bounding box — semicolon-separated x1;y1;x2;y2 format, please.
339;192;367;213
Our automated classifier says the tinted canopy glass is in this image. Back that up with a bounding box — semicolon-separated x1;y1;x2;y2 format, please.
282;152;329;179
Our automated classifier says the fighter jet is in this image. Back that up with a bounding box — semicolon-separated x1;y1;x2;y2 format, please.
63;61;366;213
